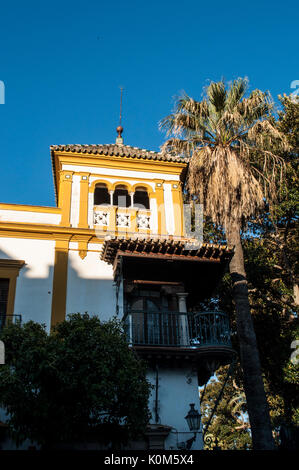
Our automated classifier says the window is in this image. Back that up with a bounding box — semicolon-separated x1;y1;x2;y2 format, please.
133;187;150;209
0;278;9;316
126;285;180;346
0;260;24;321
113;185;130;208
94;184;110;206
0;278;9;330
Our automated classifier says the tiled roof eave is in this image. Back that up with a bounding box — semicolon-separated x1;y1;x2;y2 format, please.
50;148;58;206
50;144;189;164
101;237;234;266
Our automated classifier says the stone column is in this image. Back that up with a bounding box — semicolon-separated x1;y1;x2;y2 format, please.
177;293;189;346
130;192;134;208
109;190;114;206
177;293;188;313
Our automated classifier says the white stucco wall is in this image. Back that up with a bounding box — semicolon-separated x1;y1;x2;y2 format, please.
66;246;116;322
0;237;55;331
62;164;180;183
88;192;94;227
0;209;61;225
70;174;81;228
147;366;203;450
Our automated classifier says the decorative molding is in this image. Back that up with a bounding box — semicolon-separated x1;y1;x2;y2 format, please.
0;259;25;270
137;213;151;229
79;249;87;259
94;210;109;226
116;213;130;228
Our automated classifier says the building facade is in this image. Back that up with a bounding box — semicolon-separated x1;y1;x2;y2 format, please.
0;141;235;450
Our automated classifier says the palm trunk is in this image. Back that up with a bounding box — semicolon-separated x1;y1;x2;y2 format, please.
227;223;275;450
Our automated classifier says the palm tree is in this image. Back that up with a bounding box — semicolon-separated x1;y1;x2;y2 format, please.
160;78;288;450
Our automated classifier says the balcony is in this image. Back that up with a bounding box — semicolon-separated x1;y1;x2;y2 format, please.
0;314;22;331
93;206;151;231
124;310;232;349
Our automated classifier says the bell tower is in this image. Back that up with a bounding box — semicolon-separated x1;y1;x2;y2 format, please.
51;143;188;240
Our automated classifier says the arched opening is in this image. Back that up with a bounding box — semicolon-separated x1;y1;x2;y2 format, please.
94;183;110;206
133;187;150;209
113;185;130;208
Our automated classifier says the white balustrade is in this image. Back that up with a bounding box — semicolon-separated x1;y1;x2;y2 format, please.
93;207;151;230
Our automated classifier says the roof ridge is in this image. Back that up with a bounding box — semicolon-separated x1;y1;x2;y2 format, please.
50;143;189;163
50;143;162;154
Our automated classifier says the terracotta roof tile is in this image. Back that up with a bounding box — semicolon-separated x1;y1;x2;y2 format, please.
101;236;234;266
50;144;189;164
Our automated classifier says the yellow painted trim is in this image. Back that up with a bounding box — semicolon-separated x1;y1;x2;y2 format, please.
0;221;106;243
0;215;188;243
54;153;187;177
89;175;160;189
50;236;70;329
78;174;90;229
51;150;188;206
130;210;137;234
68;248;101;253
109;206;116;233
154;180;166;236
0;260;25;317
111;181;133;192
170;182;184;237
0;203;60;213
58;171;73;226
70;234;93;259
89;179;113;193
131;182;154;195
55;150;187;167
89;180;154;196
79;244;87;259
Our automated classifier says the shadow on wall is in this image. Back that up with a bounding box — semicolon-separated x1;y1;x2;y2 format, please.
0;246;116;332
0;247;53;330
65;250;116;323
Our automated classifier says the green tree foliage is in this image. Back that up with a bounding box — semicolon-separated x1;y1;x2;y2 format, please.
201;232;299;449
200;95;299;449
0;314;151;448
201;364;251;450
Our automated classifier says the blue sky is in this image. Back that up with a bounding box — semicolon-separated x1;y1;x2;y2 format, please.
0;0;298;207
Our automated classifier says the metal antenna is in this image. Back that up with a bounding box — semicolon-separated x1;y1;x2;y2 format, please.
116;87;124;144
119;86;123;126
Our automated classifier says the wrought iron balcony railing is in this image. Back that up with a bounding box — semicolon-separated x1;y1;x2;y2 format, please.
124;310;231;349
0;315;22;331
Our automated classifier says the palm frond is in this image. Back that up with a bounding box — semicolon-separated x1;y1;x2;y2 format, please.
160;79;287;228
206;81;227;113
226;78;248;112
